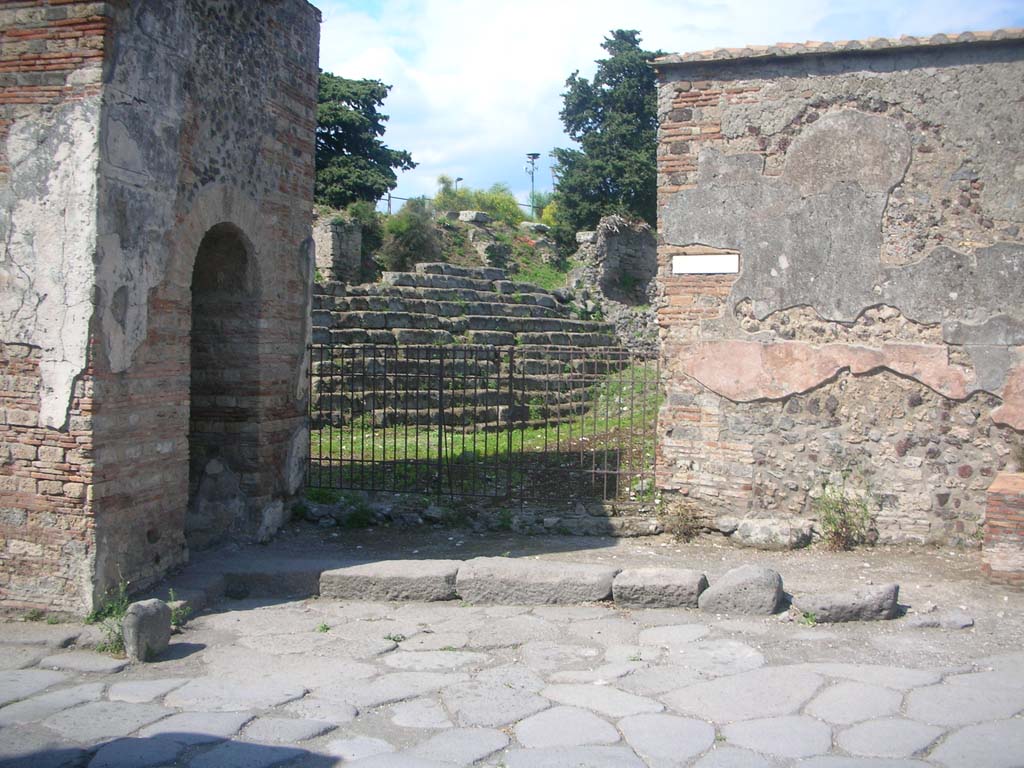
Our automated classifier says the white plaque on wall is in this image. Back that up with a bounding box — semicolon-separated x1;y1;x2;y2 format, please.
672;253;739;275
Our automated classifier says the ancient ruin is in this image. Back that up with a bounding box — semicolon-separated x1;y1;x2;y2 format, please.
1;0;321;613
654;31;1024;550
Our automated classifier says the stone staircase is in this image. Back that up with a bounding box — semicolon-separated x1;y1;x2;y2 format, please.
310;263;632;430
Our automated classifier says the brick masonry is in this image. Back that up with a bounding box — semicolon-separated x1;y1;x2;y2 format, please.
982;473;1024;586
654;33;1024;547
1;0;321;614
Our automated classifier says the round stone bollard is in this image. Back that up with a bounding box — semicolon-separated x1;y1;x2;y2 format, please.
122;599;172;662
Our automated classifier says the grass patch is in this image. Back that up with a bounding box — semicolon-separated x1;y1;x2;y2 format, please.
87;579;131;656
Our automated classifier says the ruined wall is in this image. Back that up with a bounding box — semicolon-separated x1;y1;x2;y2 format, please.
654;33;1024;547
313;213;362;284
1;0;320;612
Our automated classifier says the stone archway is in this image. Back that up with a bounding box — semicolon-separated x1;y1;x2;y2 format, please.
187;222;261;548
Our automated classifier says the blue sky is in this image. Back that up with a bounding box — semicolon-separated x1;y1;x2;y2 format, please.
317;0;1024;210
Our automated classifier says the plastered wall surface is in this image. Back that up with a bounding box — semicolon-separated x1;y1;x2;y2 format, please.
1;0;320;612
655;35;1024;546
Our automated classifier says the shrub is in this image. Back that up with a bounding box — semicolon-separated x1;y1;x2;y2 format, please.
378;198;441;271
434;176;525;227
813;471;875;550
87;579;131;656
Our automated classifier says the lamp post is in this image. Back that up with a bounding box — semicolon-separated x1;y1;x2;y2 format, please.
455;176;463;193
525;153;540;219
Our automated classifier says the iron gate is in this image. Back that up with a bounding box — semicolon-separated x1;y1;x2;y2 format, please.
307;344;659;503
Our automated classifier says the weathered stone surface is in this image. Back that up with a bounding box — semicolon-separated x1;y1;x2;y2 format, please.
88;737;185;768
805;681;902;724
283;695;358;724
733;518;813;550
390;697;453;729
0;669;66;707
137;711;252;744
663;666;824;721
698;565;784;615
514;706;620;748
905;674;1024;725
458;210;492;223
442;678;550;727
121;599;172;662
0;682;104;726
637;624;709;646
0;625;80;648
619;713;715;766
542;684;663;718
382;650;489;672
242;716;334;743
506;746;645;767
325;736;395;762
722;715;832;759
836;717;944;758
613;568;709;608
693;747;776;767
930;718;1024;768
188;741;307;768
794;584;899;623
904;609;974;629
456;558;619;605
42;701;169;742
164;677;306;712
407;727;509;765
615;665;707;696
790;662;941;690
39;651;127;674
319;560;461;602
568;618;641;646
0;646;48;671
340;672;468;710
106;678;187;704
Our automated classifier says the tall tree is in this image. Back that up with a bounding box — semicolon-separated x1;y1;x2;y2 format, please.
550;30;662;248
315;72;416;208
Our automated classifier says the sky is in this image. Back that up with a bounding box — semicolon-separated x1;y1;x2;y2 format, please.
317;0;1024;210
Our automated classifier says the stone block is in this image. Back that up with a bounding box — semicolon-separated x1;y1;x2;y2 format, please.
122;599;172;662
613;567;709;608
319;560;461;601
733;518;812;550
458;210;492;223
455;557;619;605
793;584;899;622
698;565;784;615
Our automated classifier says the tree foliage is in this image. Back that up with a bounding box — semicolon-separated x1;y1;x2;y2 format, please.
434;176;525;226
550;30;662;249
316;72;416;208
378;198;440;272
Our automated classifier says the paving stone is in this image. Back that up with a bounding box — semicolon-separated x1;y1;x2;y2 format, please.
407;727;509;765
521;641;601;671
715;619;770;635
242;716;335;744
693;746;777;767
283;695;358;724
837;717;944;758
615;665;707;696
456;557;619;604
905;677;1024;725
613;568;709;608
187;740;308;768
164;677;306;711
320;560;461;602
631;608;705;626
475;663;547;692
532;606;611;621
0;645;48;670
665;639;766;678
619;713;715;766
122;600;172;662
505;746;645;767
236;632;391;658
202;645;379;688
605;644;662;664
722;715;832;758
38;651;128;674
107;678;188;703
514;706;620;748
791;663;942;690
137;711;253;744
637;624;710;647
798;759;931;767
390;697;453;729
0;723;89;767
794;584;900;623
663;666;824;722
0;682;104;725
43;701;170;742
904;609;974;629
339;672;469;709
548;662;643;684
382;650;489;671
325;736;395;761
805;681;902;724
930;719;1024;768
698;565;784;615
541;683;663;718
346;756;449;768
88;737;185;768
442;678;550;727
567;618;640;646
468;615;563;648
398;632;469;651
0;624;80;648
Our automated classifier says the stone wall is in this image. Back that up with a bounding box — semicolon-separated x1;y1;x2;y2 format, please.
313;213;363;284
1;0;320;613
568;216;659;354
654;32;1024;547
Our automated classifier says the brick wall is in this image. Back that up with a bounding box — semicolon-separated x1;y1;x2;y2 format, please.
982;473;1024;586
654;37;1024;547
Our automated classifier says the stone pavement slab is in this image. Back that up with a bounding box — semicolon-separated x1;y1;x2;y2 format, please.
42;701;169;741
137;711;253;744
406;727;509;765
0;645;48;671
106;678;187;703
637;624;710;646
188;740;308;768
456;557;619;604
693;746;777;767
442;678;550;727
325;735;395;761
568;617;641;645
164;677;306;712
283;695;359;723
514;705;620;748
390;697;452;729
0;682;104;725
88;736;185;768
836;717;944;758
618;713;716;766
505;745;646;767
0;624;80;648
791;663;942;690
242;715;335;743
0;669;66;706
338;671;468;709
38;651;127;674
542;683;663;718
665;639;766;678
663;666;824;721
319;560;461;602
381;650;489;671
804;681;902;724
905;676;1024;725
929;718;1024;768
722;714;833;759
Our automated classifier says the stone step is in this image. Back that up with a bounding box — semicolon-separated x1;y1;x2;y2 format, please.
345;284;562;311
314;310;614;336
382;271;497;292
517;332;620;348
456;558;620;604
414;262;507;281
315;295;567;319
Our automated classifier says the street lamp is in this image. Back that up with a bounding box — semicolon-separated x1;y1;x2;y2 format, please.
525;153;540;219
455;176;463;192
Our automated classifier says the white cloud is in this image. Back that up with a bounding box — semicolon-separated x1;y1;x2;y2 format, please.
317;0;1023;206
